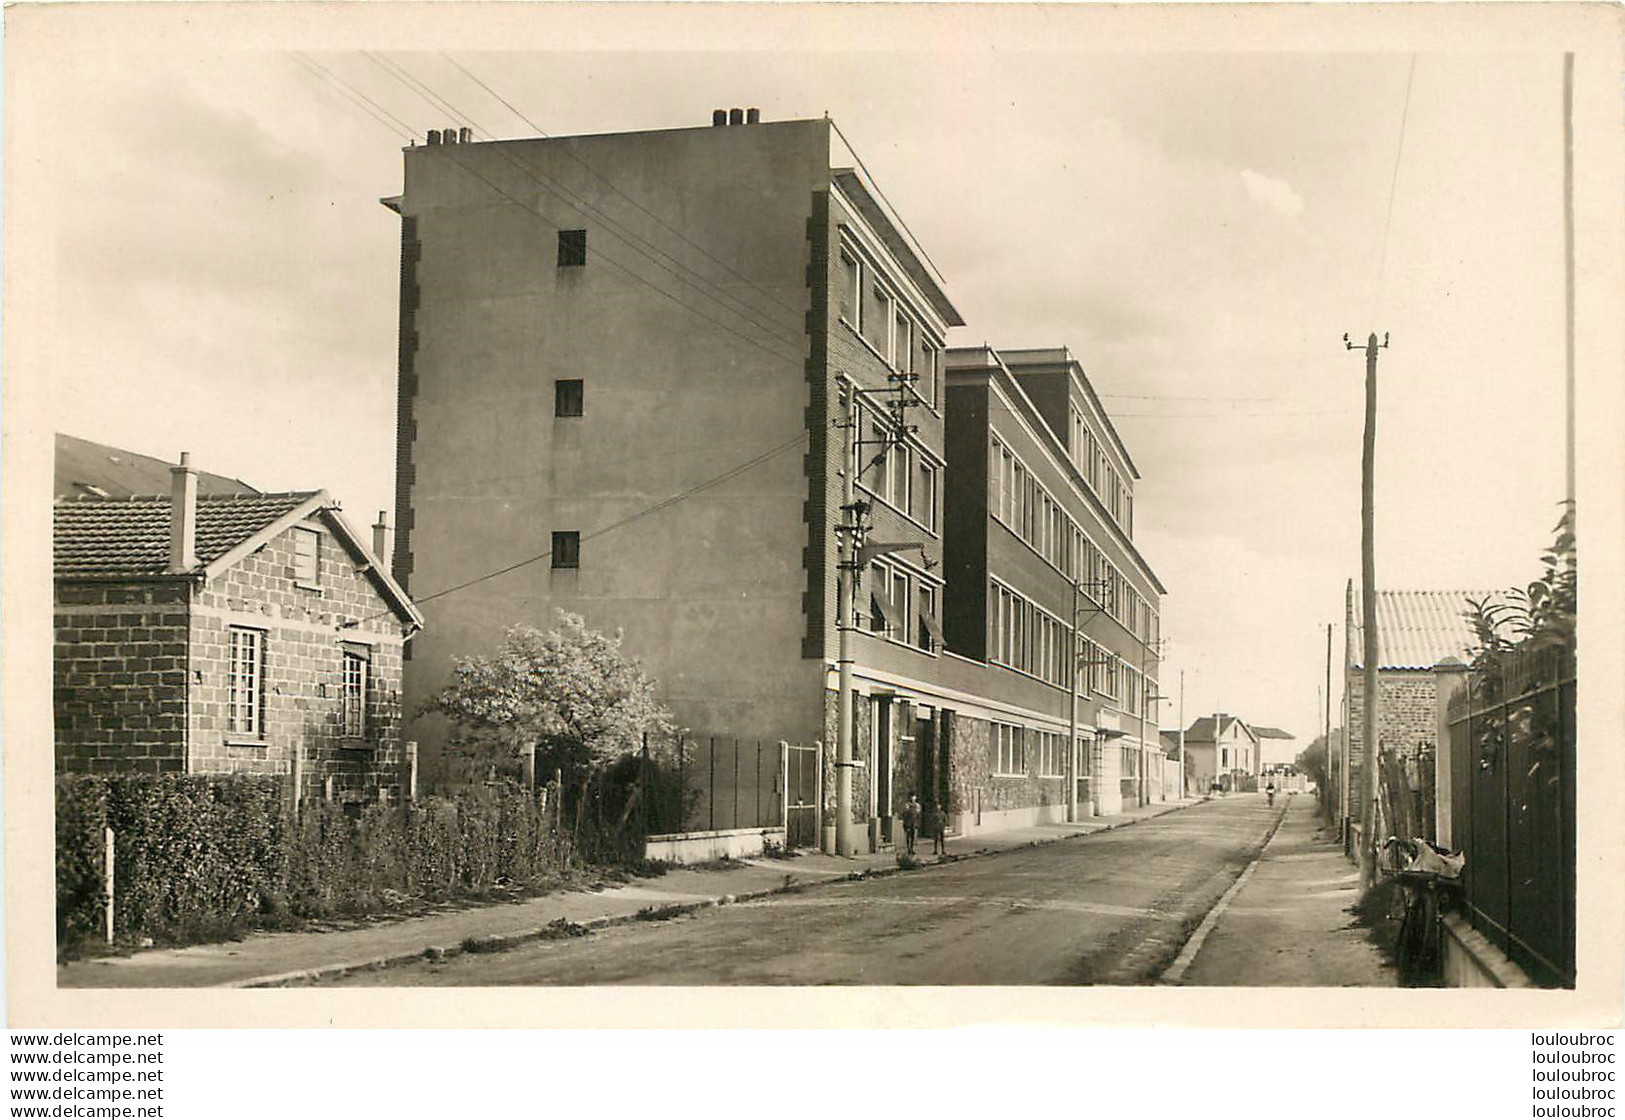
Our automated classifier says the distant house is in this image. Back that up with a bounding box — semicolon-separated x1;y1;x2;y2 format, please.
53;441;423;805
1343;583;1491;841
1181;714;1261;793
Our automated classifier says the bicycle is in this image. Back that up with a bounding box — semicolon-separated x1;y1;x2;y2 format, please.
1393;867;1454;987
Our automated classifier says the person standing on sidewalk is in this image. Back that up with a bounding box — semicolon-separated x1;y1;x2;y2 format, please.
928;800;948;856
901;794;921;855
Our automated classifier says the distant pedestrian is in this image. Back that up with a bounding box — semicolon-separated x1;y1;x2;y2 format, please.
930;800;948;856
901;794;921;855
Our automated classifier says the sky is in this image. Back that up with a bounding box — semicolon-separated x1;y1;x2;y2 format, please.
23;7;1583;759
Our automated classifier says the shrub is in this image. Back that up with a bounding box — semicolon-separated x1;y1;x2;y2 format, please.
55;774;568;954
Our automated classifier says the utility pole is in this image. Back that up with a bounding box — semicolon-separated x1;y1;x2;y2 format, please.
1178;670;1185;797
1067;578;1080;823
833;368;923;858
1324;622;1333;821
1563;52;1575;524
1346;331;1389;891
834;385;862;858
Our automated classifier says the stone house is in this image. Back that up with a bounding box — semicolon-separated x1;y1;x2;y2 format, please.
1342;582;1491;840
53;446;424;805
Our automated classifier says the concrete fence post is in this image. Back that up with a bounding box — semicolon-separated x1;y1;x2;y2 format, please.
779;741;791;834
1432;658;1470;850
103;826;115;945
404;740;419;803
290;744;305;819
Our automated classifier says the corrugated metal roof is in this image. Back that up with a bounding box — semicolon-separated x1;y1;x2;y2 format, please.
1349;588;1496;670
54;493;317;578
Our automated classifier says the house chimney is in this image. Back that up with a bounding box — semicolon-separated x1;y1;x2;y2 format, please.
444;128;458;145
728;108;744;126
712;109;728;127
169;452;199;573
458;127;472;143
427;129;442;145
372;510;392;569
746;107;761;124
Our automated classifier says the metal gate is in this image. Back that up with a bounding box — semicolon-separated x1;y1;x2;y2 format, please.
784;743;822;850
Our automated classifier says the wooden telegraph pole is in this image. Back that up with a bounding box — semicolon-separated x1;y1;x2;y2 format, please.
1324;623;1333;821
1346;331;1389;892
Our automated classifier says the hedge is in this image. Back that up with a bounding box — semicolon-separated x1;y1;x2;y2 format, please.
55;775;563;957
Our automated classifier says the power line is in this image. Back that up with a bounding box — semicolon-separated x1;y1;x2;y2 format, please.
289;53;416;140
434;143;808;367
363;51;486;138
829;117;949;290
397;430;809;614
324;51;807;348
312;57;805;366
439;52;805;322
390;54;807;339
1098;392;1323;403
1371;54;1418;317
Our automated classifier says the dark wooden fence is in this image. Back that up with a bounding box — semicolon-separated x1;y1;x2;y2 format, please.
641;735;785;837
1446;646;1576;988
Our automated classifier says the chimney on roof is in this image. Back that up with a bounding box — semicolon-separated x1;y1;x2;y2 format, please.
712;109;727;127
458;127;472;144
427;129;442;145
372;510;392;570
169;452;199;573
444;128;459;146
728;108;744;126
746;107;761;124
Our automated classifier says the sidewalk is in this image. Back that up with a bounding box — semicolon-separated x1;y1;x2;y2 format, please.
58;797;1201;989
1165;793;1395;986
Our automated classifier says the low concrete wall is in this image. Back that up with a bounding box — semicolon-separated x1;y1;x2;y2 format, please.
1441;912;1533;988
645;827;786;865
953;801;1066;838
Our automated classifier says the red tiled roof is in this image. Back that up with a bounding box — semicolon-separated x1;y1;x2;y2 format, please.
1349;588;1495;671
54;493;318;578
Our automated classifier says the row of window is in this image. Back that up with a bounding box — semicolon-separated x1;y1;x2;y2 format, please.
989;722;1075;779
227;627;369;740
989;581;1070;688
1067;401;1134;536
853;399;939;532
988;579;1157;714
866;559;942;653
837;243;942;409
989;433;1159;647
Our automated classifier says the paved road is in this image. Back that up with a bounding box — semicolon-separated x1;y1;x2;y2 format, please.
320;796;1284;987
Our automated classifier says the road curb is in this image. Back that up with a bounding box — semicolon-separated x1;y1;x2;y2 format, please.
231;799;1204;988
1156;799;1292;985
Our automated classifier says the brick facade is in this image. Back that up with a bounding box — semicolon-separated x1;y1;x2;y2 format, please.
54;582;191;773
55;512;414;803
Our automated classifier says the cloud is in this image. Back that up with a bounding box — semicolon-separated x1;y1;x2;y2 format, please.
1238;168;1305;217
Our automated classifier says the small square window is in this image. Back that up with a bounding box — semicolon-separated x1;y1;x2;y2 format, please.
557;229;587;267
551;531;580;569
555;379;584;417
